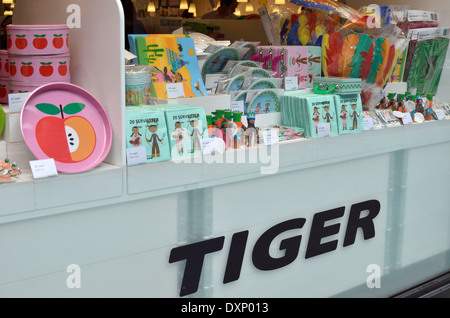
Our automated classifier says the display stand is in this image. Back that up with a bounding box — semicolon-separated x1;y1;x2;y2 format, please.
0;0;449;298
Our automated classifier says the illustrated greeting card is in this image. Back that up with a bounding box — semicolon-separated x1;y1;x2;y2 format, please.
135;35;208;99
303;95;339;138
125;107;171;163
333;94;364;135
306;46;322;88
160;105;208;159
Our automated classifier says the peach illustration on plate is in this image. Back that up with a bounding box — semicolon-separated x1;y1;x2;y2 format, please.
35;102;96;163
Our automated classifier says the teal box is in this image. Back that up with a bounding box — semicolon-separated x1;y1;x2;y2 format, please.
161;104;208;159
125;107;171;163
334;94;364;134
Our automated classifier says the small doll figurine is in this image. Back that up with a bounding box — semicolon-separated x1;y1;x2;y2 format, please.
425;94;434;121
377;96;387;109
243;116;259;147
415;96;425;115
396;94;406;113
387;93;397;111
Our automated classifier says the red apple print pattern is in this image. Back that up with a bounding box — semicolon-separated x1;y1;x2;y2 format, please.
9;62;17;76
20;62;34;77
15;35;27;50
7;35;11;49
39;62;53;77
58;62;68;76
33;35;48;50
53;34;64;49
0;85;6;98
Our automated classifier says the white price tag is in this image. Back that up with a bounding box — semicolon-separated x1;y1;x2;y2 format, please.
126;147;147;166
435;109;447;120
201;138;225;155
284;77;298;91
8;92;30;113
317;123;331;138
205;74;227;91
402;112;413;125
30;158;58;179
262;129;279;145
363;117;374;130
230;100;244;113
166;83;185;99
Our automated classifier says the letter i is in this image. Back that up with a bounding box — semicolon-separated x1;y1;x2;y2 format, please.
223;231;249;284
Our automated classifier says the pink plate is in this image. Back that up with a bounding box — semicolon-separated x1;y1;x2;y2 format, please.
20;82;112;173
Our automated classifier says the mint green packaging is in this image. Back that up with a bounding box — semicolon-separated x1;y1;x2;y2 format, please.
161;104;208;159
125;107;171;163
333;94;364;134
302;95;338;138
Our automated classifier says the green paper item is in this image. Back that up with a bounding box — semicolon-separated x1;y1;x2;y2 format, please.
334;94;364;135
349;34;374;79
406;37;449;95
125;107;171;164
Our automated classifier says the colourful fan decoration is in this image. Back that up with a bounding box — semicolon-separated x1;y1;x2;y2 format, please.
339;33;359;77
322;31;343;77
289;0;363;22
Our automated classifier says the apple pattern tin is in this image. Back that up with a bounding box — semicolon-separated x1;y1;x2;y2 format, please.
0;50;9;77
20;82;112;174
8;53;70;82
0;77;8;104
9;81;46;94
7;24;69;56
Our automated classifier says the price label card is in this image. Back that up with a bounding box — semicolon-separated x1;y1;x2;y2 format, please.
230;100;244;113
30;158;58;179
363;117;374;130
435;109;447;120
201;138;225;155
166;83;185;99
284;77;298;91
402;112;413;125
9;92;31;113
205;74;227;91
317;123;331;138
126;147;147;166
262;129;279;145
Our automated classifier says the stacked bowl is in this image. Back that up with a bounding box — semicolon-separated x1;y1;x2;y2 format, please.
6;24;70;96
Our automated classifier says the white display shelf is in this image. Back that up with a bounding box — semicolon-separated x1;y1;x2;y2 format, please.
2;0;450;225
126;119;450;196
2;115;450;224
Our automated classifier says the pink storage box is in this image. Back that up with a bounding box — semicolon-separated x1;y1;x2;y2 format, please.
254;46;308;89
7;24;69;55
9;53;70;82
0;77;8;103
9;81;47;94
0;50;8;77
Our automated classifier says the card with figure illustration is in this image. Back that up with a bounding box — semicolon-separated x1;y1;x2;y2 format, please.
334;94;364;134
135;35;208;99
303;95;338;138
125;107;171;164
161;105;208;159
